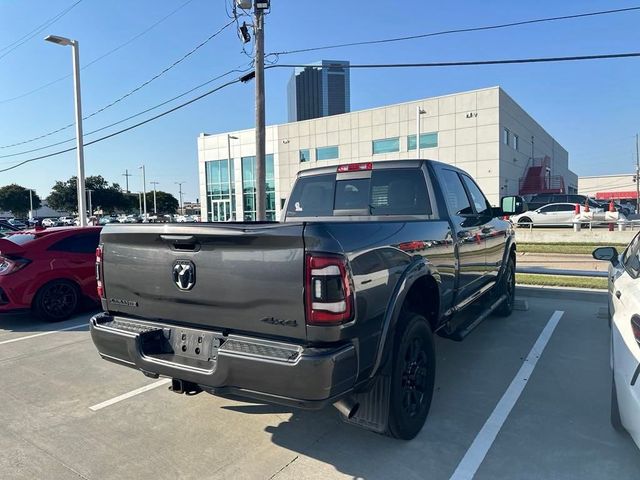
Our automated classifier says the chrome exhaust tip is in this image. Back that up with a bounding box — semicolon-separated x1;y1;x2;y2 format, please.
333;397;360;419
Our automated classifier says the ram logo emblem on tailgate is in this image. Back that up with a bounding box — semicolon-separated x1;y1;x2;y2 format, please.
173;260;196;291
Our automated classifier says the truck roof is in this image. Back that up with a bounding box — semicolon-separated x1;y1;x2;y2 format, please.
296;159;459;178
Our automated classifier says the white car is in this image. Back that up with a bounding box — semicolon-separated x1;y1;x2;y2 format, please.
58;216;75;226
42;218;57;227
594;236;640;450
510;202;598;227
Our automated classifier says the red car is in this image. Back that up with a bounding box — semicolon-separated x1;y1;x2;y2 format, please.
0;226;101;321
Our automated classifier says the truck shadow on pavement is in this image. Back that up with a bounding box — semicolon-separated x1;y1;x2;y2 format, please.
0;308;96;334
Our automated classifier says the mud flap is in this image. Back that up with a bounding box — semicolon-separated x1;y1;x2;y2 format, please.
341;375;391;434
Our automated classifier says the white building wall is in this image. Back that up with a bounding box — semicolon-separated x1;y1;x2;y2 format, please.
198;87;574;221
579;174;637;197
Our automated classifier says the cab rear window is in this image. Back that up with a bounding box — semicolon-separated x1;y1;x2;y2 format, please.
286;168;431;217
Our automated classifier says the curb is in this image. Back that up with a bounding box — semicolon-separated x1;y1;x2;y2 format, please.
516;284;607;301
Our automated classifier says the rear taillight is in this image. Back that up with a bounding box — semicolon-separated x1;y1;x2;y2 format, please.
632;316;640;346
96;245;105;299
305;253;353;325
0;255;30;276
337;162;372;173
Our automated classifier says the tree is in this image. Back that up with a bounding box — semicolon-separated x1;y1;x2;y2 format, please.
47;175;130;214
145;191;179;215
0;184;41;218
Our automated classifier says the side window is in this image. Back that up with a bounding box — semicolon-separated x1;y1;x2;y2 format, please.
439;170;472;216
556;204;575;212
369;168;431;215
538;205;556;213
461;175;491;217
623;234;640;277
49;233;100;254
334;179;370;210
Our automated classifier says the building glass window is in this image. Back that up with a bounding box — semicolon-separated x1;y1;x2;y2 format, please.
205;159;235;222
242;154;275;221
407;132;438;150
299;149;311;163
503;127;510;146
372;137;400;154
316;145;339;161
513;134;519;151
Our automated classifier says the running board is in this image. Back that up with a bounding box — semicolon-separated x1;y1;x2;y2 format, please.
443;293;507;342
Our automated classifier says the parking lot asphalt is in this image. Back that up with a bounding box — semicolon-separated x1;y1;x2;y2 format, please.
1;288;639;480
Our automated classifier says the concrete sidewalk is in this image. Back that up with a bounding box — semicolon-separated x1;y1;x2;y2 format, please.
516;252;606;271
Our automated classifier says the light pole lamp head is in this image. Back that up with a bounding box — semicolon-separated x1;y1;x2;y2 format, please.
44;35;74;46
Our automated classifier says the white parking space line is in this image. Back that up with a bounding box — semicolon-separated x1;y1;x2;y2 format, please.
450;310;564;480
89;378;171;412
0;323;88;346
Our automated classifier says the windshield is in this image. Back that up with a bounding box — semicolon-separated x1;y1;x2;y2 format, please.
4;233;37;245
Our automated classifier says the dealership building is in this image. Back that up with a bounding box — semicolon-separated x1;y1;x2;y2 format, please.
579;173;638;202
198;86;577;222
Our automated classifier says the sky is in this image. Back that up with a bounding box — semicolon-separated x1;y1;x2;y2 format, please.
0;0;639;203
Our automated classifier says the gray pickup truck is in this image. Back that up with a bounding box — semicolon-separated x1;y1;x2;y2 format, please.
90;160;525;439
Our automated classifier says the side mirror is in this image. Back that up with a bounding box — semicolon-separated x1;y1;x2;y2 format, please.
500;196;527;215
592;246;619;266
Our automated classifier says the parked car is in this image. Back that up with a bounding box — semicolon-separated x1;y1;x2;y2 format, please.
0;226;102;321
0;221;21;238
527;194;602;212
510;202;594;227
57;217;75;226
593;236;640;450
42;218;58;227
90;160;525;439
7;218;27;230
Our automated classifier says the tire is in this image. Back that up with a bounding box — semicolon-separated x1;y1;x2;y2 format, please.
611;374;625;432
494;256;515;317
386;313;436;440
33;279;80;322
517;217;532;227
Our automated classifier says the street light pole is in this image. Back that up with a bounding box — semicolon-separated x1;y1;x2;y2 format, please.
28;189;33;220
45;35;87;227
150;181;159;214
636;133;639;208
175;182;185;215
86;189;93;219
140;165;147;221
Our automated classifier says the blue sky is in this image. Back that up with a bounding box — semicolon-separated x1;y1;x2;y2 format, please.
0;0;639;203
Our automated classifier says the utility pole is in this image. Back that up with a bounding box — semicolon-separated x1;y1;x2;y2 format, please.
122;169;132;193
139;165;147;221
150;181;159;214
254;1;268;220
138;192;142;215
636;134;639;208
175;182;185;215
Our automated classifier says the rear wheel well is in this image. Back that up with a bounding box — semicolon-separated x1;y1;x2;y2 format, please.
402;276;439;331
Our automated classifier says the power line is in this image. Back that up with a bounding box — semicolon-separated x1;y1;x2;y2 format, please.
0;62;253;161
3;50;639;173
269;52;640;70
0;0;84;59
0;19;235;150
0;76;244;173
269;6;640;56
0;0;196;105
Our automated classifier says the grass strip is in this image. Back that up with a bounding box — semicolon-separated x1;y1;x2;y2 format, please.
519;242;627;255
516;273;607;290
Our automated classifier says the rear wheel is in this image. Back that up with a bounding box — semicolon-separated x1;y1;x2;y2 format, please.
33;279;79;322
386;313;435;440
494;256;515;317
611;374;625;432
517;217;532;227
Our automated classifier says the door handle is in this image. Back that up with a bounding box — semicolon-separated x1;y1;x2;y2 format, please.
616;290;621;299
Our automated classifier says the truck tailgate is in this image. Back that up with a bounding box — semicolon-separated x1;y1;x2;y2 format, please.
100;223;308;340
